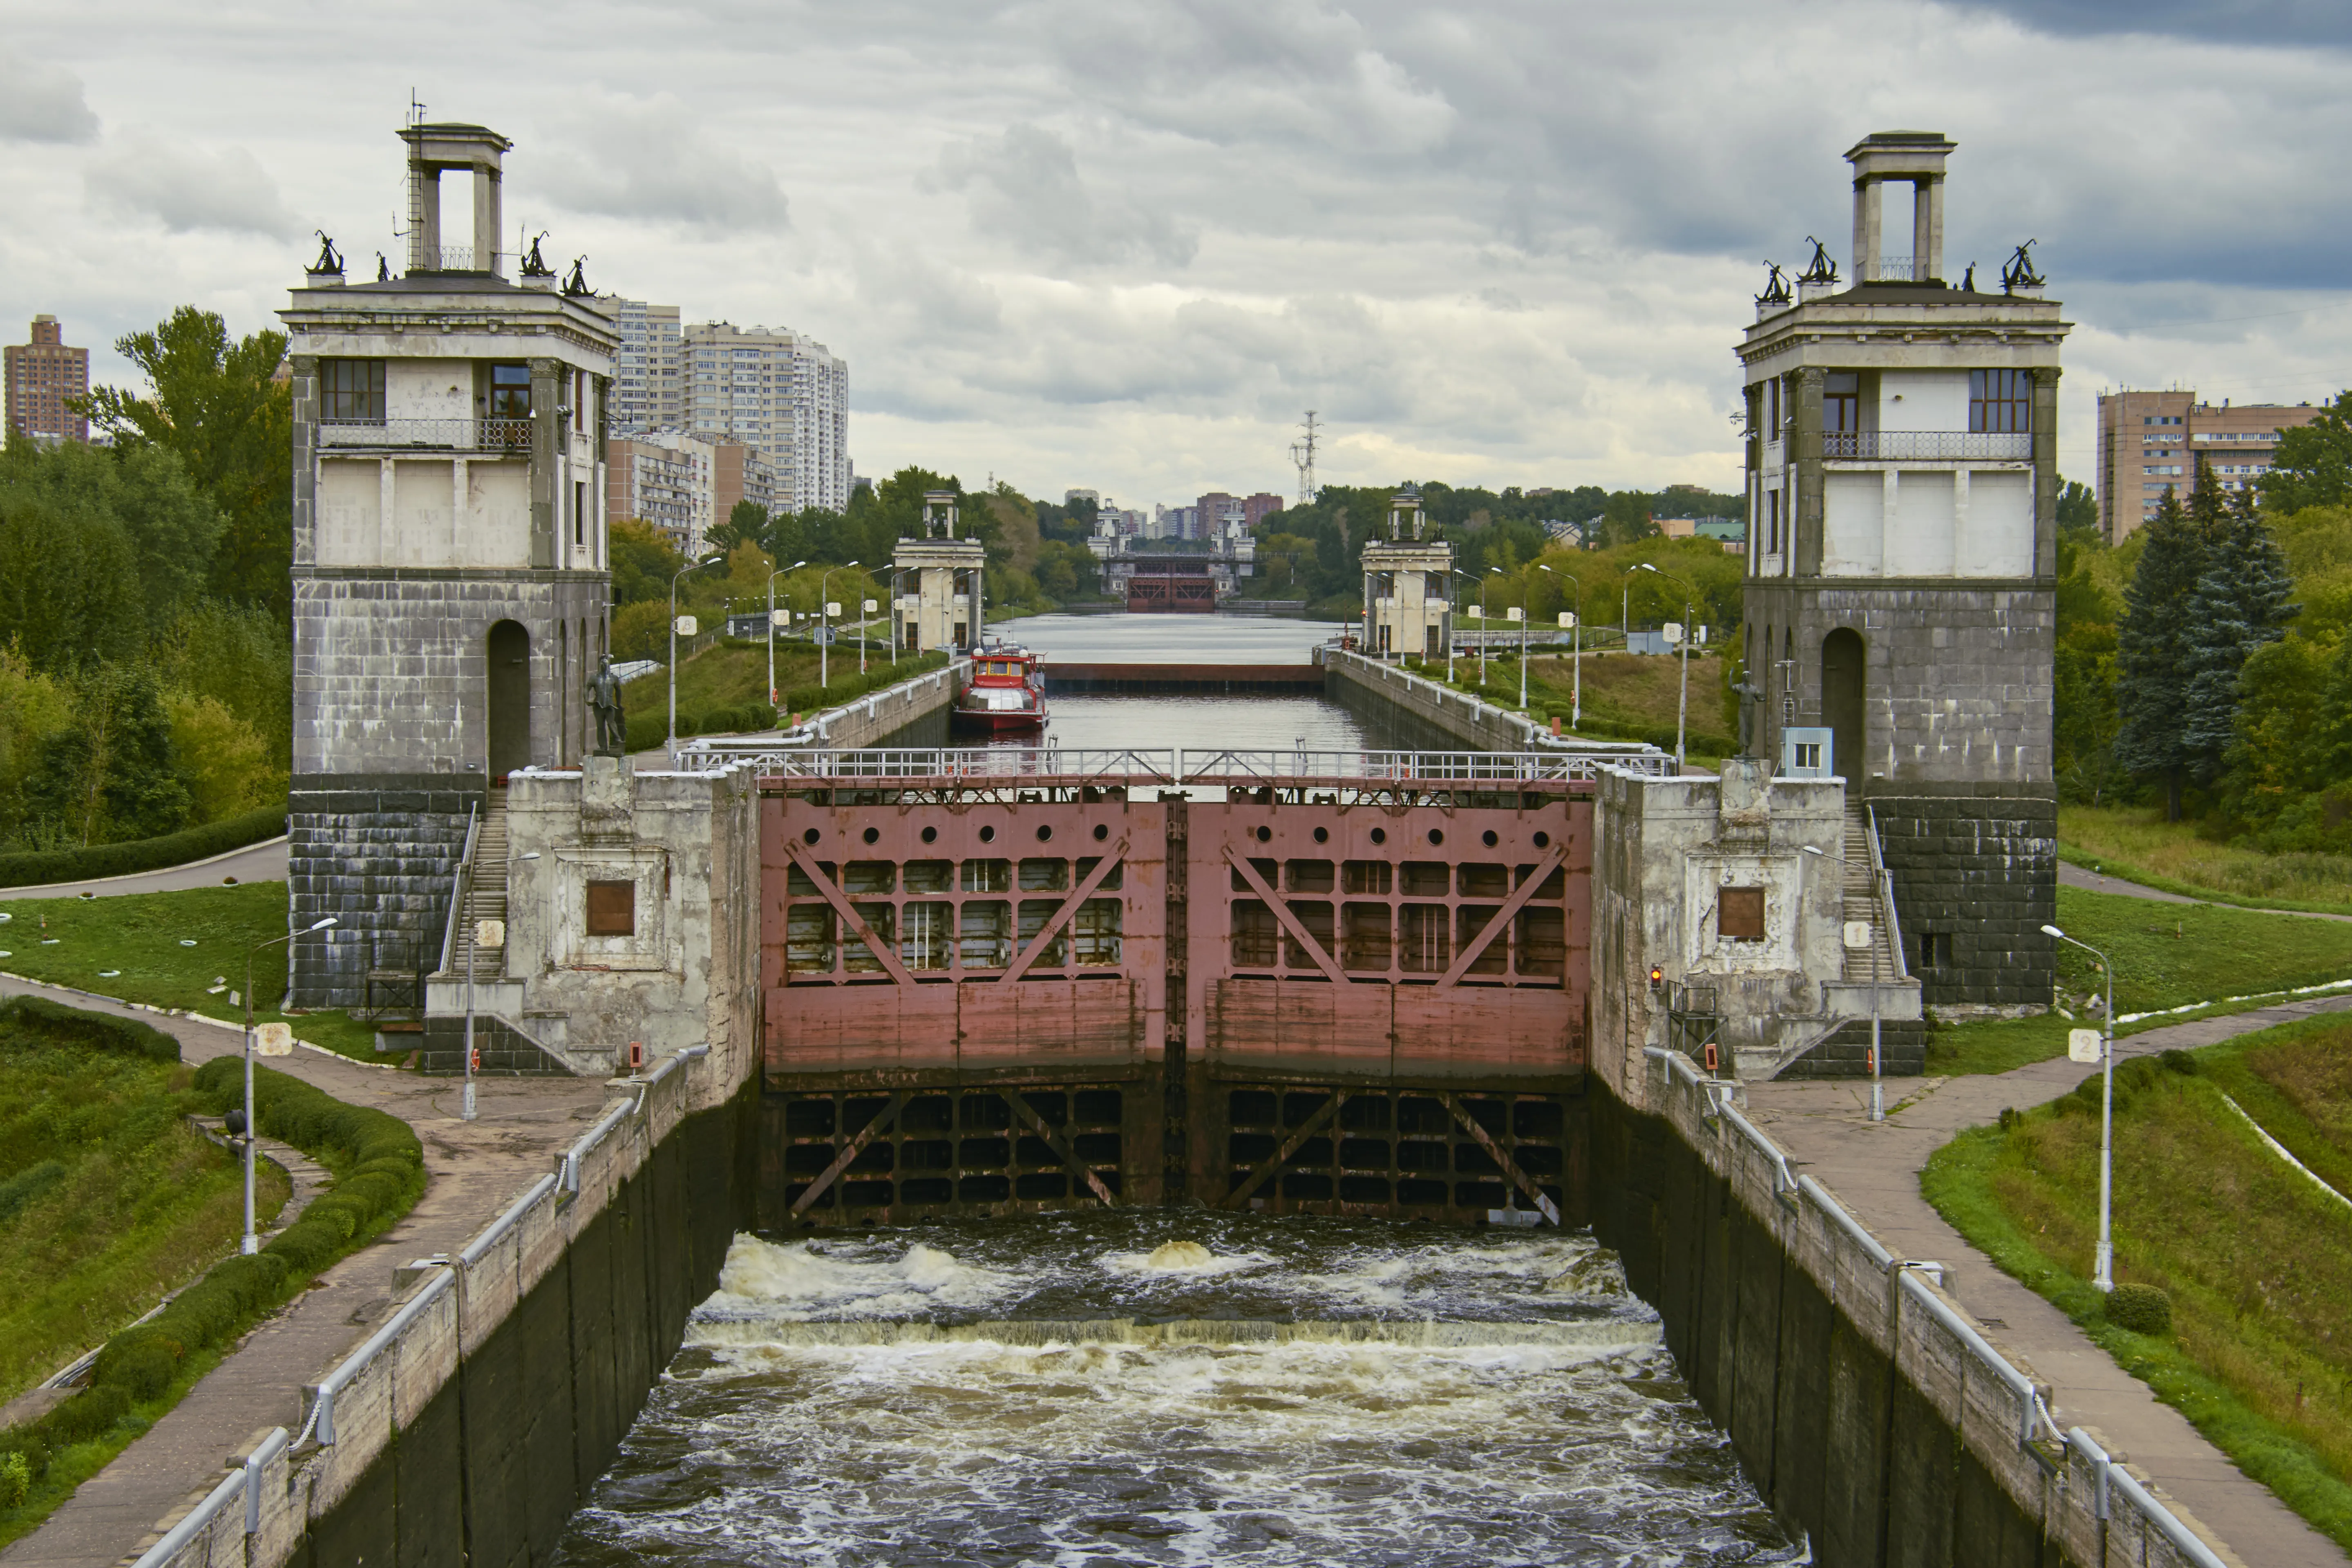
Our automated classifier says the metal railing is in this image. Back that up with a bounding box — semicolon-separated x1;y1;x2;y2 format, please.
1861;255;1920;282
1822;431;2031;461
438;803;479;979
1865;804;1910;982
407;244;499;273
696;747;1679;784
319;418;534;452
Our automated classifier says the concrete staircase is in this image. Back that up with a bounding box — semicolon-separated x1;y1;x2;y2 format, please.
1839;803;1903;987
1774;801;1927;1080
420;789;572;1076
447;787;509;986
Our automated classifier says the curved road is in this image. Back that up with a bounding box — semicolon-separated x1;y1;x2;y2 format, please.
0;837;291;901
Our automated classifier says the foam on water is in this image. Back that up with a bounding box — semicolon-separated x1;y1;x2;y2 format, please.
703;1236;1013;1321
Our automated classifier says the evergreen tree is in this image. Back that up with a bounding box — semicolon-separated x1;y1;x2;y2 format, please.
2113;485;2207;819
2182;480;2297;783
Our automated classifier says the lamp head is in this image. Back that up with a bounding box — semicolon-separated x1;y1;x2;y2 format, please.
1639;562;1659;575
1801;845;1824;856
2041;924;2066;939
307;916;338;931
790;558;807;569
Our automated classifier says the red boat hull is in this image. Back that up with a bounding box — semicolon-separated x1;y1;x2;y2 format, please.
951;705;1047;734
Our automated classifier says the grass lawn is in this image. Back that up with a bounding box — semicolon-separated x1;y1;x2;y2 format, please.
0;883;388;1065
2061;805;2352;916
1924;883;2352;1075
0;1034;287;1407
1922;1018;2352;1551
1403;647;1735;755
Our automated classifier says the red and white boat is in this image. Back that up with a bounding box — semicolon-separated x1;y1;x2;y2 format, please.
952;642;1049;734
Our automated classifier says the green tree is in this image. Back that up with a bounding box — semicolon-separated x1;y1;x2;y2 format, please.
77;308;290;615
2113;487;2207;819
2055;478;2099;535
709;499;769;555
0;437;222;640
0;484;145;673
21;666;191;846
2182;483;2296;783
2052;529;2123;802
2260;390;2352;514
610;517;686;606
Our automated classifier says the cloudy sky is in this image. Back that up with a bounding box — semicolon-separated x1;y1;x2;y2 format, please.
3;0;2348;511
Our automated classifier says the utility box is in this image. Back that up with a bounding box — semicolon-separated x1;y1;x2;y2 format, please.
1781;726;1835;779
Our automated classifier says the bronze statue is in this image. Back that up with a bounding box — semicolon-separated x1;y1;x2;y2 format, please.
1796;237;1838;286
562;255;590;296
1961;262;1976;293
521;232;554;277
1732;676;1766;756
2001;239;2045;293
1754;261;1792;308
311;231;343;275
376;251;390;282
590;654;627;757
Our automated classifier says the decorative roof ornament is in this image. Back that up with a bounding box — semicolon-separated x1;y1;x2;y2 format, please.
309;231;344;275
1796;237;1839;286
562;255;590;296
1755;261;1793;308
2001;239;2045;294
521;232;555;277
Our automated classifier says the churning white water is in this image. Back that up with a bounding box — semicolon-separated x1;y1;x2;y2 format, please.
553;1213;1800;1566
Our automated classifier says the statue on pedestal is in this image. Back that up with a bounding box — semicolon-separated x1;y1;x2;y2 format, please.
590;655;627;757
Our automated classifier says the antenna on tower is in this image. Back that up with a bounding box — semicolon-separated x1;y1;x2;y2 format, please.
1289;411;1321;505
407;90;426;128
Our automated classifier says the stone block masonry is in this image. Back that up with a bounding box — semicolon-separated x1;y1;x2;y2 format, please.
1865;781;2056;1013
288;774;482;1009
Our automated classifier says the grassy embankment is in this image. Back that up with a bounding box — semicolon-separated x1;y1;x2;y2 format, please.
622;639;949;747
1928;884;2352;1075
0;1027;284;1409
2061;805;2352;915
1923;1018;2352;1551
1402;643;1735;760
0;883;382;1062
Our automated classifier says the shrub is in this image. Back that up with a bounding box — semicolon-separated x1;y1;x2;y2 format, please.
2160;1048;2200;1075
2106;1282;2173;1335
0;1449;28;1508
42;1385;129;1445
0;802;285;891
0;997;178;1062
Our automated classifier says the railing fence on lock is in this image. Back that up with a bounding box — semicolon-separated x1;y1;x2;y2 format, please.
689;746;1678;785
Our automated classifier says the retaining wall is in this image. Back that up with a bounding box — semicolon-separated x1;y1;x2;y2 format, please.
1592;1049;2241;1568
1323;649;1542;750
800;659;961;749
130;1047;753;1568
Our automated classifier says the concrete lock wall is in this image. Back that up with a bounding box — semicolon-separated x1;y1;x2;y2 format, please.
135;1047;755;1568
1590;1049;2242;1568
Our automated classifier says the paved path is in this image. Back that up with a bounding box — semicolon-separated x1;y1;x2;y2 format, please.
0;839;290;902
0;979;612;1568
1746;995;2352;1568
2061;859;2352;924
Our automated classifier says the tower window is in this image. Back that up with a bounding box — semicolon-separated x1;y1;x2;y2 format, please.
1970;369;2031;434
1825;372;1860;434
320;359;385;423
490;363;532;417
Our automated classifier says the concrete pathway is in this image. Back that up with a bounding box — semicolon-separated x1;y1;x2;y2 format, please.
2061;859;2352;925
0;839;290;902
1746;994;2352;1568
0;978;613;1568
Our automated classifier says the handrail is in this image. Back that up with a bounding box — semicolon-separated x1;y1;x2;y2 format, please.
456;1174;557;1268
438;801;481;977
1897;1268;2039;1443
244;1425;289;1533
1796;1174;1895;1272
1865;803;1910;982
305;1267;454;1446
129;1465;248;1568
560;1102;634;1197
1719;1102;1797;1195
2068;1427;2227;1567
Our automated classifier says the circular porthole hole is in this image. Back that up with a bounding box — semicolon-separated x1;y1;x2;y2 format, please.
1255;825;1272;843
1370;827;1387;845
1533;830;1550;849
802;828;821;846
979;824;997;843
1482;829;1499;848
1312;826;1330;844
1037;824;1054;842
1093;823;1109;841
1427;828;1444;847
862;826;880;845
921;825;939;844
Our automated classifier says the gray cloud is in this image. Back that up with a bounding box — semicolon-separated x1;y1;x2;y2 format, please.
0;50;99;143
535;93;789;232
928;123;1196;269
1951;0;2352;46
84;130;294;237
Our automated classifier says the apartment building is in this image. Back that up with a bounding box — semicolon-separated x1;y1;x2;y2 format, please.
2095;389;2325;540
4;314;89;444
681;320;851;514
607;429;716;553
608;298;682;433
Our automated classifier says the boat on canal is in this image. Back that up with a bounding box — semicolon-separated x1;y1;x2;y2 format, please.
951;641;1049;734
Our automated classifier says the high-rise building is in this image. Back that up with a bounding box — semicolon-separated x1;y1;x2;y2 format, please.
4;314;89;444
607;429;716;553
714;443;778;533
680;321;850;514
2094;391;2323;541
607;298;682;433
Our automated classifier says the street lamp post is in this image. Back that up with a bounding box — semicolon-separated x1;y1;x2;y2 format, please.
1802;844;1885;1122
2045;922;2118;1291
242;917;336;1252
1447;570;1479;685
856;567;878;677
767;559;808;710
819;560;861;691
1482;568;1503;687
669;554;723;762
1531;562;1561;718
1638;561;1697;767
1556;568;1586;729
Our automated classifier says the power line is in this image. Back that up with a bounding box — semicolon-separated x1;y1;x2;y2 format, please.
1288;412;1320;505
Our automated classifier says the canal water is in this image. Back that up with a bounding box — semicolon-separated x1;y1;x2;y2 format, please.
555;615;1795;1564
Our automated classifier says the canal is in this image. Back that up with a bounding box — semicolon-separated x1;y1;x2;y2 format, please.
553;614;1797;1565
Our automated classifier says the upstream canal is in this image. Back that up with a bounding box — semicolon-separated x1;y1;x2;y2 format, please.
555;614;1793;1565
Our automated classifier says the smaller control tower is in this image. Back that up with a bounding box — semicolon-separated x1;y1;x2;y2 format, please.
892;490;986;653
1359;489;1452;658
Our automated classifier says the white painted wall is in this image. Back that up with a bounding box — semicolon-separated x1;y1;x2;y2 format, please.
1878;370;1967;433
1822;472;1884;575
313;456;530;568
1959;470;2033;576
386;358;472;422
1890;470;1955;575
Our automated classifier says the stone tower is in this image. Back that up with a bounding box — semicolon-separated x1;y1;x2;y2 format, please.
1359;490;1453;658
892;491;986;652
280;123;618;1006
1740;132;2069;1014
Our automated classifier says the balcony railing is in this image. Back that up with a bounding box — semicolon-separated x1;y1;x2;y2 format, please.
1860;255;1922;282
318;418;534;452
1823;431;2031;461
406;244;501;274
